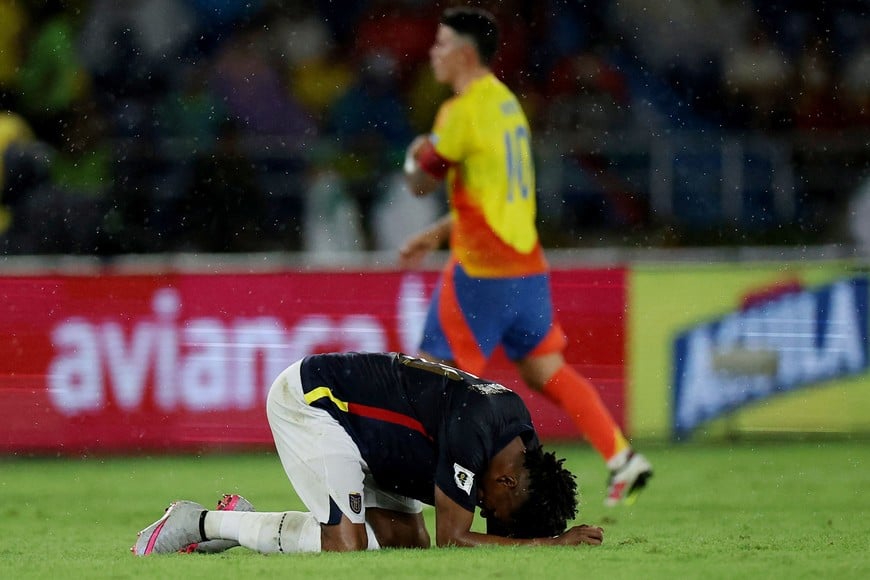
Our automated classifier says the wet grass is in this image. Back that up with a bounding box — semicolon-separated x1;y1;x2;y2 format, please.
1;439;867;579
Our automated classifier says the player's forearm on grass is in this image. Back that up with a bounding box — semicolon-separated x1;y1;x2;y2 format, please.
439;525;604;548
436;530;561;548
434;486;564;548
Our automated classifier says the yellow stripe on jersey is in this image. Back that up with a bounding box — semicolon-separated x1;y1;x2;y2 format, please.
304;386;349;412
431;74;544;277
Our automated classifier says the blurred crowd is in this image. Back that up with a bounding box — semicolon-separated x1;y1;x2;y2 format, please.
0;0;868;256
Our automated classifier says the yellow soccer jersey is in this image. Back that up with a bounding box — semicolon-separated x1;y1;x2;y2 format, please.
431;74;547;277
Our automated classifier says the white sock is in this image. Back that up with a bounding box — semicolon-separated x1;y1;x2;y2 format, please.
204;511;321;553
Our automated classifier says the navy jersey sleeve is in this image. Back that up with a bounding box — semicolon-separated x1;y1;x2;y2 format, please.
435;413;488;511
434;383;536;512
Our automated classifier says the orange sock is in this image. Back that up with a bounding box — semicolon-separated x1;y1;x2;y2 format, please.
541;364;629;463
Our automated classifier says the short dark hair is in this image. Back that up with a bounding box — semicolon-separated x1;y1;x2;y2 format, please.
491;446;578;539
441;7;499;64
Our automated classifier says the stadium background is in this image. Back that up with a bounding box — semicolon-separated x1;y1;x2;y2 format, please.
0;0;868;454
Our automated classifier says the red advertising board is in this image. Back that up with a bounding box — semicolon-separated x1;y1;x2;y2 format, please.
0;268;626;454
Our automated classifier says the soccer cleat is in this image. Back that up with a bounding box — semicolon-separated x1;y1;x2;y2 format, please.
131;500;207;556
604;452;653;507
180;494;255;554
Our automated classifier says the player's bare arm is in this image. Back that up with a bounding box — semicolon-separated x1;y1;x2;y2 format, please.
433;487;603;547
398;214;452;269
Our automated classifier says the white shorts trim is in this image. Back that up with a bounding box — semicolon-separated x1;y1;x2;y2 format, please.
266;360;422;524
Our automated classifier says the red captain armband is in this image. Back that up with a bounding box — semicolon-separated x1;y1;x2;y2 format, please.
416;140;452;180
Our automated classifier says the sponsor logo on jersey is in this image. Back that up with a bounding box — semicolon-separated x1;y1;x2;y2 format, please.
454;463;475;495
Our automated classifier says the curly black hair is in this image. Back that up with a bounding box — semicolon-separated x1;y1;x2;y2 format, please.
487;446;578;539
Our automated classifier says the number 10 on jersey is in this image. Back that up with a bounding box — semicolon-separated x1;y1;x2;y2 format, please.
504;126;532;202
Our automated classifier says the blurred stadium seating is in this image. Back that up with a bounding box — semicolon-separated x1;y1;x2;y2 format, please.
0;0;867;256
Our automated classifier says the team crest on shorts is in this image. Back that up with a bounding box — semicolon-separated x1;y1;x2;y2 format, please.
349;492;362;514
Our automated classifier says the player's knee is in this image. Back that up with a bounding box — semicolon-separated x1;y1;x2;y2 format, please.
517;352;564;390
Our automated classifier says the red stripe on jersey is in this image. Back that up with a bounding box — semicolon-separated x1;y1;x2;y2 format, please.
348;402;432;440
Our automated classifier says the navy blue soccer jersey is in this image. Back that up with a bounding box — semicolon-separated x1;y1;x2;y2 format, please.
298;352;539;512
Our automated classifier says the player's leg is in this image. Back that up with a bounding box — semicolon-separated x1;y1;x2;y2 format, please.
133;361;382;556
418;261;509;375
363;481;429;548
183;360;362;554
518;349;652;506
181;493;255;554
264;360;383;551
517;350;631;465
366;509;429;548
319;514;374;551
276;470;429;550
201;508;323;553
504;275;653;505
198;502;378;554
133;498;356;555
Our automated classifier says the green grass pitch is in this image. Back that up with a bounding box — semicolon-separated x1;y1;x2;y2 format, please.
1;439;868;579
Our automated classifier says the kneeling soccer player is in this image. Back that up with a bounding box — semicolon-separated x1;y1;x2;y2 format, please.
132;352;604;554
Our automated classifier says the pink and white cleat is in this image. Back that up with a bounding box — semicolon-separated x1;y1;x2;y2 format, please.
179;494;255;554
131;500;207;556
604;452;653;507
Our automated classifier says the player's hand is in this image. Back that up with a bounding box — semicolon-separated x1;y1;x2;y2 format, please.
557;524;604;546
404;135;430;171
398;216;451;269
398;230;439;269
404;135;441;197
